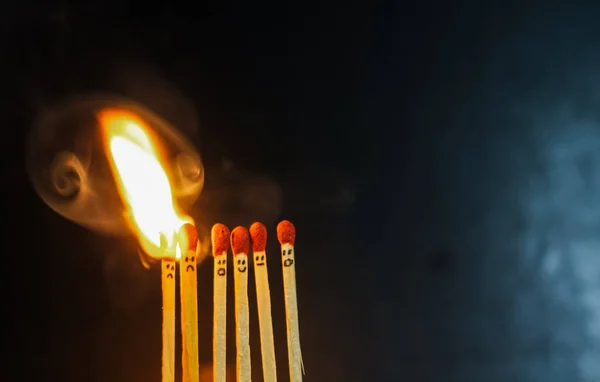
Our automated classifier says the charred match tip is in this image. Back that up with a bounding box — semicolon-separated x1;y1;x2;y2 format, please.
249;222;267;253
211;223;230;256
178;223;199;252
231;226;250;256
277;220;296;246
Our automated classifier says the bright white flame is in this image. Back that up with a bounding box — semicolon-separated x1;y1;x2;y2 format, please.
100;109;191;259
110;136;184;247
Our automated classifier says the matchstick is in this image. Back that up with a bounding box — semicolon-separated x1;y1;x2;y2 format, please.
211;223;231;382
277;220;304;382
231;226;252;382
160;234;176;382
249;222;277;382
178;223;200;382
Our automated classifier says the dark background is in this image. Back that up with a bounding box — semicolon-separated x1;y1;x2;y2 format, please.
4;1;600;381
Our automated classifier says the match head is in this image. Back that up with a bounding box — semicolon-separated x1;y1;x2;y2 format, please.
231;226;250;256
276;220;296;246
178;223;199;252
211;223;230;256
249;222;267;253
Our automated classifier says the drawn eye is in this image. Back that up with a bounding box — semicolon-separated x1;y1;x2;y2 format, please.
241;259;246;265
217;259;221;265
282;250;286;256
260;255;265;261
237;259;241;265
223;259;226;264
288;249;292;255
255;256;259;261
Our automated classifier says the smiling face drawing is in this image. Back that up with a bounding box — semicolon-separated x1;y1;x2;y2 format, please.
215;257;227;276
236;254;247;273
282;248;294;267
254;253;266;267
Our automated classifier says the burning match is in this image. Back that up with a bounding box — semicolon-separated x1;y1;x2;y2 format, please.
231;226;252;382
277;220;304;382
211;223;230;382
179;223;201;382
250;222;277;382
160;234;176;382
98;108;197;382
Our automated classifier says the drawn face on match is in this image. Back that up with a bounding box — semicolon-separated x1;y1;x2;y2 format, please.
282;248;294;268
165;261;176;279
183;253;196;272
215;257;227;276
236;254;247;273
254;253;265;267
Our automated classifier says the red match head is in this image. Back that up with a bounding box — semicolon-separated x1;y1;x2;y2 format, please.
178;223;199;252
276;220;296;246
231;226;250;256
211;223;230;256
249;222;267;252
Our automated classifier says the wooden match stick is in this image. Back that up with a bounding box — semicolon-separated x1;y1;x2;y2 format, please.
211;223;230;382
178;223;200;382
277;220;304;382
250;222;277;382
231;226;252;382
160;234;176;382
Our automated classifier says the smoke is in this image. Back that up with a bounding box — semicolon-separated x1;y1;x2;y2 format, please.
519;108;600;381
450;9;600;381
27;94;204;237
372;5;600;381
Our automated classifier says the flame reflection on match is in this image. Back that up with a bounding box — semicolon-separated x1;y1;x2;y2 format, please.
99;108;193;259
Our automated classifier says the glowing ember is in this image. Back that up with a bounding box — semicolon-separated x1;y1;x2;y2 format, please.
99;108;192;259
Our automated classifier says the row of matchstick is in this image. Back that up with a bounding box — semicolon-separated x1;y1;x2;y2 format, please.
162;220;302;382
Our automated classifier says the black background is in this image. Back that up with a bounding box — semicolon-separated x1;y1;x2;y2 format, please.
4;1;600;381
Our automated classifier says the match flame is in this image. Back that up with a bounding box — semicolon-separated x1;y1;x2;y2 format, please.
99;108;192;259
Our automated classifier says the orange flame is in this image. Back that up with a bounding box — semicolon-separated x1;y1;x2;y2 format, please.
99;108;192;259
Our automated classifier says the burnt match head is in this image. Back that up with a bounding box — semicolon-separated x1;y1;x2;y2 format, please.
211;223;230;256
249;222;267;253
231;226;250;256
178;223;199;252
276;220;296;246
